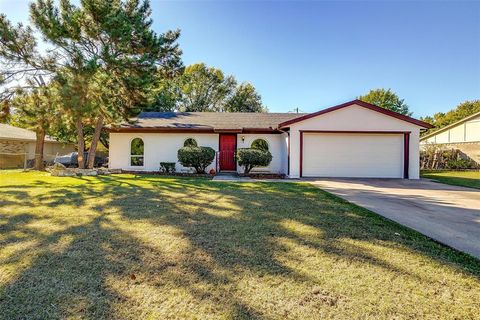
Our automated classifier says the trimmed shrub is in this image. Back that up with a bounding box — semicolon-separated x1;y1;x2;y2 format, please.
177;146;215;173
237;148;272;174
160;162;176;173
251;138;269;151
184;138;198;147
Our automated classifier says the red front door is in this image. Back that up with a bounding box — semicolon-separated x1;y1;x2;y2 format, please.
219;134;236;171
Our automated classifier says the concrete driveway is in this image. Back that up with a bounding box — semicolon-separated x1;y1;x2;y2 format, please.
308;178;480;259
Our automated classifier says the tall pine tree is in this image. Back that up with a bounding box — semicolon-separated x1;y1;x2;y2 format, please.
29;0;182;168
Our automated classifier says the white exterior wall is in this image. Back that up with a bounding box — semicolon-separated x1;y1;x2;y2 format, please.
109;132;288;173
287;104;422;179
422;114;480;144
466;120;480;142
236;133;288;174
109;133;219;172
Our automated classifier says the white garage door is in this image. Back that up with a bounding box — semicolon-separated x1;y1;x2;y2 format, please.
302;133;404;178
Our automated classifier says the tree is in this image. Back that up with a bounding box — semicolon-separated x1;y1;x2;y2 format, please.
53;70;96;168
225;82;266;112
178;63;236;112
358;88;412;116
420;100;480;133
9;85;60;169
0;13;54;100
1;1;182;170
144;76;181;112
0;13;57;168
147;64;266;113
28;0;182;168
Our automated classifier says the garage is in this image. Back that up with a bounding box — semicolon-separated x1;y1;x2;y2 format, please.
301;131;407;178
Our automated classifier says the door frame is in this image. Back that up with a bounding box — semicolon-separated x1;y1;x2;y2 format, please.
299;130;410;179
218;133;237;172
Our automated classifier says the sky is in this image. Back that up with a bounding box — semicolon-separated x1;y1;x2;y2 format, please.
1;0;479;117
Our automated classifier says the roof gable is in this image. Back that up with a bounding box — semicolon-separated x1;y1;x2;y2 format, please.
278;100;433;129
420;111;480;141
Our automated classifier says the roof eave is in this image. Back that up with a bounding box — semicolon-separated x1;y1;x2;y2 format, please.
106;127;284;134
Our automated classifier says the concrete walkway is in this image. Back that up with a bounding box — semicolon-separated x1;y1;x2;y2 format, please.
212;174;290;182
212;174;251;182
308;178;480;259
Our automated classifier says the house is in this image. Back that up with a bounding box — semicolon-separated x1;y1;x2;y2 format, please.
0;124;75;169
108;100;433;179
420;111;480;163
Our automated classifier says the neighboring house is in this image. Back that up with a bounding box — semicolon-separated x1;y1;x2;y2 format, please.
0;124;75;169
108;100;432;179
420;111;480;163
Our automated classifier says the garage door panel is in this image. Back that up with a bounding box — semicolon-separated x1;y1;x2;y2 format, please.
303;133;403;178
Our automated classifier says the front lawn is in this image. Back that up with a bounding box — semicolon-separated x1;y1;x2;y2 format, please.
421;170;480;189
0;172;479;319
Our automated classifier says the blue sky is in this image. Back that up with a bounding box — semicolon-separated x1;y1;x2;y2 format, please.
1;0;479;117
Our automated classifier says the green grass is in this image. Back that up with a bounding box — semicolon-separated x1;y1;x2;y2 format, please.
0;172;479;319
421;170;480;189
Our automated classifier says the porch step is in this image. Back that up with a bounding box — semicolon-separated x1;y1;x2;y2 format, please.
212;174;250;181
216;171;238;176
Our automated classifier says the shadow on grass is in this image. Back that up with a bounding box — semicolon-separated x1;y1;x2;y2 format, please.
0;174;479;319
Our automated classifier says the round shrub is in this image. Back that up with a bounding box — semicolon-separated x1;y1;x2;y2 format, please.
237;148;272;174
251;138;269;151
177;146;215;173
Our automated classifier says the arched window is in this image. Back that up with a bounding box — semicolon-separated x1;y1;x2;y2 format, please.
251;138;269;151
184;138;198;147
130;138;144;166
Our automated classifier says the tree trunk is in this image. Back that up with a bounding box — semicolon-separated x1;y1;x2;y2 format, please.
34;129;46;170
75;117;86;169
99;133;109;149
86;115;104;169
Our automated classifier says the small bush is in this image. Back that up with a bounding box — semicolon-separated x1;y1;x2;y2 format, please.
160;162;176;173
237;148;272;174
251;139;269;151
177;146;215;173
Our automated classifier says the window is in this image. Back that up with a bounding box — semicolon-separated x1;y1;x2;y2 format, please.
251;138;269;151
130;138;144;166
184;138;198;147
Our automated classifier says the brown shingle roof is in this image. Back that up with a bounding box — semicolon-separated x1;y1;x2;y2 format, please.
0;124;60;142
109;100;433;133
112;112;307;132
